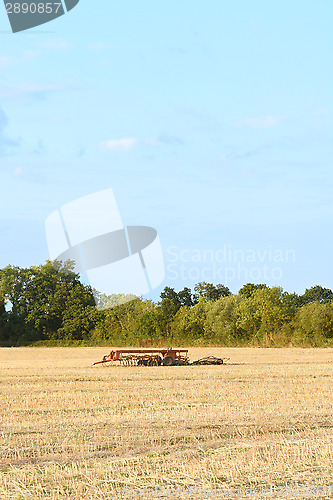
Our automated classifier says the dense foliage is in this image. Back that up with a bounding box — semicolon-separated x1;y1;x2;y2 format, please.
1;261;333;346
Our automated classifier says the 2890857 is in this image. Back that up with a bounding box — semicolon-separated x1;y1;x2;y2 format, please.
5;2;62;14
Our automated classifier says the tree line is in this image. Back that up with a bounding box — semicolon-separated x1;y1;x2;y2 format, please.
1;261;333;346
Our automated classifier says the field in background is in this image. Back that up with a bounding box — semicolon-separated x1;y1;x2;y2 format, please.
0;347;332;499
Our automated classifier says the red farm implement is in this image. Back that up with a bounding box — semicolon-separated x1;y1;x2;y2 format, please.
92;348;189;366
93;348;229;366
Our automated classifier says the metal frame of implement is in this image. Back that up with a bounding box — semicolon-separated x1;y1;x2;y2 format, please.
93;349;229;366
93;348;189;366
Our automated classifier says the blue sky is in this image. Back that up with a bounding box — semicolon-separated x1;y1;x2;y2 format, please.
1;0;333;299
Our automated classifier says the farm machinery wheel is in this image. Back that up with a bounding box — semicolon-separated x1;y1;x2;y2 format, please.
162;355;174;366
148;358;159;366
138;359;149;366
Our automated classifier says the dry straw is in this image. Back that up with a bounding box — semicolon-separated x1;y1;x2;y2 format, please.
0;347;332;498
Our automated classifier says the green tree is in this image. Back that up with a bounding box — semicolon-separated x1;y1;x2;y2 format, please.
156;287;182;338
193;282;230;303
92;298;158;346
238;283;267;298
0;260;98;344
292;302;333;345
97;293;138;310
206;294;243;345
160;286;181;312
301;286;333;305
236;287;288;345
281;292;302;320
177;286;195;307
171;297;211;344
0;296;8;342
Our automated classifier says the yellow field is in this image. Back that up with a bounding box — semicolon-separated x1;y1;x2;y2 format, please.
0;347;332;499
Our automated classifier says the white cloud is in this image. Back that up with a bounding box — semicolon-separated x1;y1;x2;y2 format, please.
13;167;25;178
237;116;284;129
99;138;138;152
12;166;43;183
314;108;330;116
0;56;14;69
100;135;184;152
22;50;42;60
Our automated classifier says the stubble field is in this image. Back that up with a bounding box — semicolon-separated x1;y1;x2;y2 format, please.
0;347;332;499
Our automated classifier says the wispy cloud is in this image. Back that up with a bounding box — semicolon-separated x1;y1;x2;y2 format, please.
236;116;284;129
219;149;260;163
0;83;73;102
99;138;138;152
13;167;25;178
0;40;71;74
0;106;20;156
314;108;330;116
156;134;184;145
100;134;184;152
38;38;72;50
78;146;85;158
12;166;44;182
0;56;14;69
33;139;45;155
22;50;42;60
0;107;8;153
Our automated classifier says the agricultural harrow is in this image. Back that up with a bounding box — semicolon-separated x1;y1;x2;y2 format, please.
93;348;229;366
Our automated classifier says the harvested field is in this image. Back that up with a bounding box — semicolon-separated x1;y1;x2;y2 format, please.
0;347;332;499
